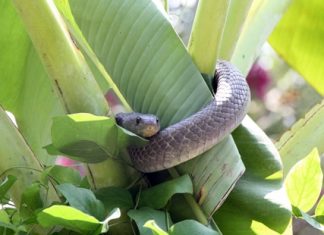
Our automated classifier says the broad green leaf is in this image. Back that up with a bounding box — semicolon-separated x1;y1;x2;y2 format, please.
214;116;291;235
128;207;171;235
139;175;193;209
0;107;59;206
144;220;169;235
70;0;211;130
276;99;324;176
50;113;147;163
231;0;291;75
0;175;17;200
269;0;324;95
0;0;65;165
169;220;219;235
285;148;322;212
95;187;133;212
176;137;245;216
70;0;244;215
37;205;101;234
43;165;82;186
56;183;105;220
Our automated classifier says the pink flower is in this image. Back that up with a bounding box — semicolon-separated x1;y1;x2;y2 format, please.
247;63;271;100
55;156;86;176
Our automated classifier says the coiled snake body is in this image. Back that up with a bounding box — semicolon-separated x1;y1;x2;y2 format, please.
116;61;250;173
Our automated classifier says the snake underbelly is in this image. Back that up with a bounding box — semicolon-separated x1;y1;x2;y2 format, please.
128;60;251;172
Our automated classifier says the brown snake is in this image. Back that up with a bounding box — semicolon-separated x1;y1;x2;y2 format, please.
116;60;250;172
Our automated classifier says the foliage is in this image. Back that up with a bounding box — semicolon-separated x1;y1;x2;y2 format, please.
0;0;323;234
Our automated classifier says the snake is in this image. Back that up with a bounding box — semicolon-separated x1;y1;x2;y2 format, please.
115;60;250;173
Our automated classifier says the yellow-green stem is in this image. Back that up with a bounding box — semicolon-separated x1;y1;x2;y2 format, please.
218;0;254;60
13;0;108;115
188;0;231;76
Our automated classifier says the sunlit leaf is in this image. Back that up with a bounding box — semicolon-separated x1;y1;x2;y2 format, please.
214;116;291;235
37;205;101;234
285;148;322;212
269;0;324;95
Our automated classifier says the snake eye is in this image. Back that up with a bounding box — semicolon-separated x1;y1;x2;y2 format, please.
156;118;159;124
136;116;141;125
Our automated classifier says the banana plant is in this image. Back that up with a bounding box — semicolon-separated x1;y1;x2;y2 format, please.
0;0;323;234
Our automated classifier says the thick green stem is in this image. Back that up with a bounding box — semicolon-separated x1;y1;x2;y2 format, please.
188;0;231;76
13;0;108;115
12;0;136;189
218;0;254;60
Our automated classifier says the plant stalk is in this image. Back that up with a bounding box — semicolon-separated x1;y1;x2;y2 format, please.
218;0;254;60
12;0;136;189
188;0;231;76
12;0;108;115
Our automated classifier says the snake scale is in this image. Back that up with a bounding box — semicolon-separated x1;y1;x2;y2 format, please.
116;60;250;173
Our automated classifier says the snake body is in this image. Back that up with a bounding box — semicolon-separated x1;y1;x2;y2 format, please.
121;60;250;173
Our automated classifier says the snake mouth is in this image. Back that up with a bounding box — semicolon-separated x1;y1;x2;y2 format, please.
141;125;160;138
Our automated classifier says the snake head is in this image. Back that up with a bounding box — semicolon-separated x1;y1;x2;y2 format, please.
115;112;160;138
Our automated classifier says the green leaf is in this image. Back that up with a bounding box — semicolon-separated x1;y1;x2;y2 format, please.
169;220;219;235
95;187;133;212
56;183;105;220
269;0;324;95
70;0;211;130
0;175;17;200
276;100;324;176
37;205;101;234
285;148;322;212
144;220;169;235
214;116;292;235
176;136;245;216
50;113;146;163
70;0;245;216
43;165;82;186
298;209;324;232
128;208;171;235
139;175;193;209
